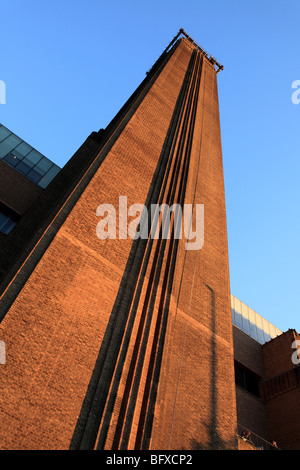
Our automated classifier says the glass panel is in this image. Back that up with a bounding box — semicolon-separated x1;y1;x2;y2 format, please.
262;318;271;342
249;321;258;341
1;218;16;234
35;156;53;172
3;151;22;167
231;307;235;323
24;150;43;166
0;206;18;234
26;168;44;184
256;315;265;344
0;134;22;158
15;160;33;176
234;309;242;329
0;140;15;159
242;316;250;335
9;148;28;161
0;212;7;230
233;297;242;329
14;141;32;157
234;298;242;314
248;308;258;341
241;302;250;335
0;126;11;142
38;165;60;188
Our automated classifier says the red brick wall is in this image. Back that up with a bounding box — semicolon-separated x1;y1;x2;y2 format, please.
262;330;300;449
0;40;192;450
0;38;237;450
263;329;300;379
233;325;269;440
149;43;237;450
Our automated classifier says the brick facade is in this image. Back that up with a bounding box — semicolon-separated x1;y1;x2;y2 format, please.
0;33;237;450
261;330;300;449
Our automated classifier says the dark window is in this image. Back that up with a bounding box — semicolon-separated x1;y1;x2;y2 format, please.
0;203;20;235
14;160;33;176
3;151;22;167
26;167;45;184
0;134;21;158
234;361;260;398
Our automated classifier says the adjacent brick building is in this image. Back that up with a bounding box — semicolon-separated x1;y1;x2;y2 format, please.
232;295;300;450
0;29;299;451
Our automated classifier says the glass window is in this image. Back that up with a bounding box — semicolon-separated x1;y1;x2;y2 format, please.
242;316;250;335
0;125;11;142
16;154;36;170
26;167;45;184
234;361;260;398
234;309;242;329
14;159;33;176
234;298;242;313
0;204;20;235
0;212;7;228
262;318;271;342
35;156;53;172
256;315;265;344
14;141;32;157
38;165;60;188
256;328;265;344
241;303;250;335
248;308;257;341
24;150;43;166
249;321;258;341
0;218;16;235
0;134;22;158
9;148;28;161
3;151;22;167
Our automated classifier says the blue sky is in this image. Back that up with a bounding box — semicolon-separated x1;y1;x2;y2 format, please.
1;0;299;333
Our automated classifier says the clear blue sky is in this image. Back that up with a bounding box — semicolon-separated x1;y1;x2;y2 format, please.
1;0;299;333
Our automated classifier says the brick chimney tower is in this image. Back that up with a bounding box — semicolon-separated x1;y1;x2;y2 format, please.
0;30;237;450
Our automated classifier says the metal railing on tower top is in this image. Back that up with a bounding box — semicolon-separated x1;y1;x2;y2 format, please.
177;28;224;72
147;28;224;76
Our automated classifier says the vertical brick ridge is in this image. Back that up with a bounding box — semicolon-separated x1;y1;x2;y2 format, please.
148;55;237;451
135;53;204;450
70;49;197;451
106;51;202;450
95;54;194;447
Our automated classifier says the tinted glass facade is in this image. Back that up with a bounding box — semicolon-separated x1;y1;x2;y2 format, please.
231;294;282;344
0;124;60;188
0;203;20;234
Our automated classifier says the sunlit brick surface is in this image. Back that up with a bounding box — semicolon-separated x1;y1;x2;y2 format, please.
0;37;237;450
